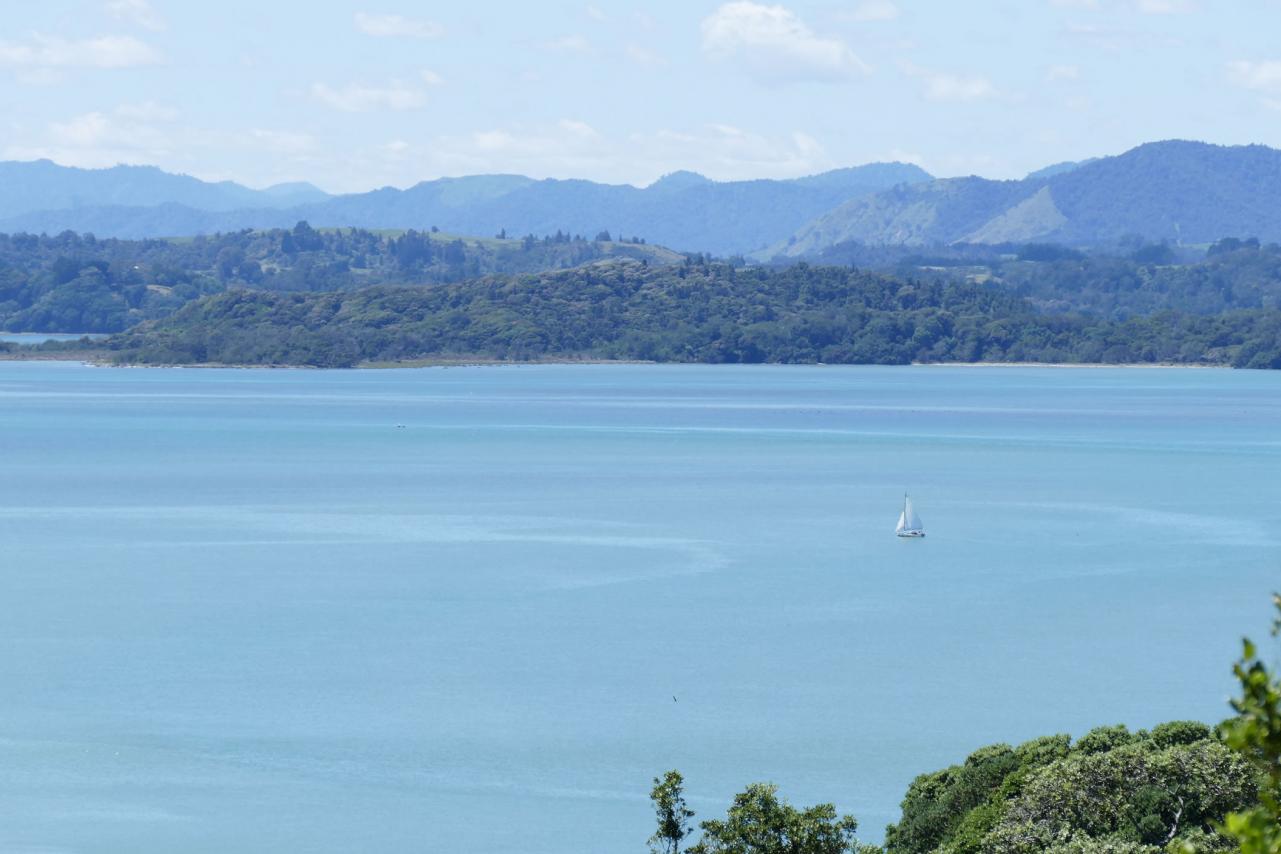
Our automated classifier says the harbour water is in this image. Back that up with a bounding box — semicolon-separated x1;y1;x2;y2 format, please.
0;362;1277;853
0;332;106;344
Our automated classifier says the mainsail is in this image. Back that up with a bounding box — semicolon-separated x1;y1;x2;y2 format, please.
896;494;923;535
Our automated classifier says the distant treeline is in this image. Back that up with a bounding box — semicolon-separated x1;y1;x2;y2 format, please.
809;237;1281;318
106;259;1281;368
0;224;679;332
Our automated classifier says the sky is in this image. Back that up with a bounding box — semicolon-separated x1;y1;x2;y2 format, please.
2;0;1280;193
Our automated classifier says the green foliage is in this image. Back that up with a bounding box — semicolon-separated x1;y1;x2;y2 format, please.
1014;735;1073;770
1216;593;1281;854
687;782;861;854
885;744;1019;853
1149;722;1211;750
103;259;1281;368
885;726;1253;854
885;735;1072;854
983;739;1254;853
817;237;1281;320
1074;726;1137;756
0;226;681;333
650;770;696;854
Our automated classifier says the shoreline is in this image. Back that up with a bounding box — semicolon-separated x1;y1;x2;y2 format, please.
0;351;1236;371
916;361;1223;369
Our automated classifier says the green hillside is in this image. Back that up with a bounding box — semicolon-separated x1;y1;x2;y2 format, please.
0;224;682;333
104;259;1281;368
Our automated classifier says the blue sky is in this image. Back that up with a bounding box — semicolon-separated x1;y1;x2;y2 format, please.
2;0;1280;191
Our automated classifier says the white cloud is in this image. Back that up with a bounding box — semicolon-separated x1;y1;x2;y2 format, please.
4;102;178;167
901;62;997;101
0;34;161;69
311;80;427;112
419;120;831;185
1227;59;1281;93
1134;0;1194;13
1047;63;1081;80
248;129;316;155
1059;22;1180;52
354;12;443;39
625;45;667;68
1051;0;1196;15
558;119;600;139
106;0;165;31
585;5;606;21
847;1;900;22
887;148;926;167
543;34;593;54
638;123;831;178
51;112;120;148
420;69;445;86
115;101;179;123
701;2;869;83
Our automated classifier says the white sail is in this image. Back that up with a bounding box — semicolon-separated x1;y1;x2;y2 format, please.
896;494;924;536
903;497;922;531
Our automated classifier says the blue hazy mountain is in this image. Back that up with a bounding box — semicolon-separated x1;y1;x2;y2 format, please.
773;141;1281;257
0;162;932;256
0;160;329;221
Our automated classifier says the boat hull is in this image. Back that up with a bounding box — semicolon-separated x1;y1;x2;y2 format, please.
896;530;925;538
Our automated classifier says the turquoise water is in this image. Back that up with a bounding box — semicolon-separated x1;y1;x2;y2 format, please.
0;362;1277;853
0;332;106;344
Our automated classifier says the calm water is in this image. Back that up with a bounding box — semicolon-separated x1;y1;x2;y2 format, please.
0;333;106;344
0;362;1278;853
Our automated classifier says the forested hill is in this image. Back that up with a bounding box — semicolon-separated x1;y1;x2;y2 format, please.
105;259;1281;368
807;237;1281;318
0;161;931;256
773;141;1281;257
0;224;681;333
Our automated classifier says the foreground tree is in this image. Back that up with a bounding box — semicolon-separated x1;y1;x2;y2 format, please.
1216;593;1281;854
650;770;696;854
687;781;863;854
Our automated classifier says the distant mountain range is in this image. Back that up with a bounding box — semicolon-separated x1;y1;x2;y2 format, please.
0;161;932;257
0;160;330;220
3;141;1279;258
770;141;1281;257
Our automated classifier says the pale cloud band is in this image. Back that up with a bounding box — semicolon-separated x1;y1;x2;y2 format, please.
106;0;165;31
354;12;444;39
0;34;161;69
900;61;998;102
310;72;442;112
1227;59;1281;93
701;1;870;83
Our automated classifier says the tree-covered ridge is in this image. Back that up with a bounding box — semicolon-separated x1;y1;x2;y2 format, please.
0;224;681;332
105;259;1281;368
813;239;1281;319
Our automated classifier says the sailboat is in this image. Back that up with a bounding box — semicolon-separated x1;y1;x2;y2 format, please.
895;494;925;538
